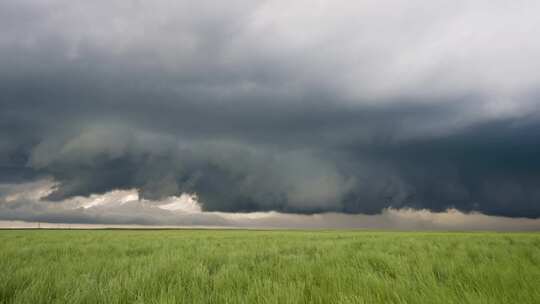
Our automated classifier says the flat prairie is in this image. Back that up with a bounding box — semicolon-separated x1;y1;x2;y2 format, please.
1;230;539;303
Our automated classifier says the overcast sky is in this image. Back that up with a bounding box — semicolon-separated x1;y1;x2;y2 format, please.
1;1;540;228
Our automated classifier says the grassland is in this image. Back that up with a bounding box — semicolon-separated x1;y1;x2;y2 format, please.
0;230;539;303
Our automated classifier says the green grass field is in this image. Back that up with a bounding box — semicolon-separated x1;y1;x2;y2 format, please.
1;230;539;303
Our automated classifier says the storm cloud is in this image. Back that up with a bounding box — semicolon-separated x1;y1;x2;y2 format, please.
2;180;540;230
1;0;540;223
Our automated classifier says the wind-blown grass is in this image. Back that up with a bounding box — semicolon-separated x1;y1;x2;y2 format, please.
1;230;539;303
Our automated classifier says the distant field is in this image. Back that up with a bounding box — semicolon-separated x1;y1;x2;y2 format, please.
1;230;539;303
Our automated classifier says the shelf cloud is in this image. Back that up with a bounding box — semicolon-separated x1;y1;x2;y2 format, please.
1;0;540;225
2;180;540;230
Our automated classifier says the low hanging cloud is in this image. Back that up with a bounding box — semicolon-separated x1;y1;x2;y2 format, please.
1;0;540;223
2;180;540;231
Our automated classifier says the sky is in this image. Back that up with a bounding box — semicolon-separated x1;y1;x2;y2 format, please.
1;0;540;229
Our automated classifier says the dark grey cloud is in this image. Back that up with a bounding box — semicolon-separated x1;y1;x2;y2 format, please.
2;181;540;231
2;0;540;221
